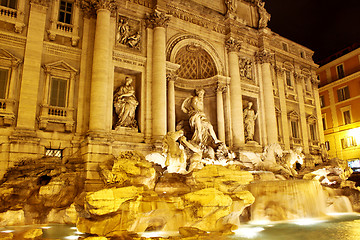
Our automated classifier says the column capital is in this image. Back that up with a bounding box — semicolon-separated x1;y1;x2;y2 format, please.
255;49;273;64
81;0;116;17
293;71;304;83
225;37;241;53
216;82;227;93
146;9;170;28
166;72;177;82
274;66;284;74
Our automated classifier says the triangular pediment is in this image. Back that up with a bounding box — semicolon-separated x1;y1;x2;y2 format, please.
288;110;299;119
0;48;21;66
44;60;78;73
307;114;317;123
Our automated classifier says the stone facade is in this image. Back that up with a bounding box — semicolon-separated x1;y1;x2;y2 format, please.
0;0;322;188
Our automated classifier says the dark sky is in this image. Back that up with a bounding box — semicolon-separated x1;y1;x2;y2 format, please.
265;0;360;64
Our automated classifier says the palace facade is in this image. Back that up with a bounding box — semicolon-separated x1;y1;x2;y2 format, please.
0;0;323;187
318;45;360;165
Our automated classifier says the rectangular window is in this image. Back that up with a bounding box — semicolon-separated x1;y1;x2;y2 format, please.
325;141;330;150
309;123;317;141
337;86;350;102
45;148;63;158
343;110;351;125
58;0;73;24
50;78;67;107
285;71;292;86
341;136;357;149
282;43;288;51
322;117;326;130
320;95;325;108
291;121;299;139
336;64;345;79
0;68;8;99
300;51;305;58
1;0;16;9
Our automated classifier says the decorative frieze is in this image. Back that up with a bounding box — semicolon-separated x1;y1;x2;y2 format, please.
145;9;170;29
30;0;49;7
225;37;241;53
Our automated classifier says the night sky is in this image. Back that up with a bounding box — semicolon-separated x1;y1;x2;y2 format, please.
265;0;360;64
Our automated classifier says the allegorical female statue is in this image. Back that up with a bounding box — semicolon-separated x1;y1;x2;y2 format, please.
243;101;258;142
113;76;138;129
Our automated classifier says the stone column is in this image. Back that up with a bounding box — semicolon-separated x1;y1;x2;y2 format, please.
216;83;226;142
16;1;48;130
224;84;233;146
255;49;278;144
295;73;310;154
312;78;325;143
146;10;170;139
167;73;176;132
226;37;245;148
275;66;291;149
88;0;115;132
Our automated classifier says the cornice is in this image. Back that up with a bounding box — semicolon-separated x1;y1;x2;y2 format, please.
319;71;360;91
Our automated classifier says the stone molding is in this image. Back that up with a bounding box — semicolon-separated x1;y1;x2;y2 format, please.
225;37;241;53
30;0;49;7
145;9;170;29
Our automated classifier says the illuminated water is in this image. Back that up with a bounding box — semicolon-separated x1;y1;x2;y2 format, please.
1;214;360;239
231;213;360;240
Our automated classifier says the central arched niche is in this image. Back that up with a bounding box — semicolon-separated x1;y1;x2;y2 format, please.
175;44;217;79
168;36;225;141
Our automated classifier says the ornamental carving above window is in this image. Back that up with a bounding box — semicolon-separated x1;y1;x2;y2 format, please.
175;45;217;79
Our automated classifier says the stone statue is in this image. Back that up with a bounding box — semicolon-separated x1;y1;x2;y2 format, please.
181;89;220;147
113;76;138;129
162;130;188;174
243;102;258;142
257;1;271;28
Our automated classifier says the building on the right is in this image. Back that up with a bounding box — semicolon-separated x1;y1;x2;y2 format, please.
317;44;360;170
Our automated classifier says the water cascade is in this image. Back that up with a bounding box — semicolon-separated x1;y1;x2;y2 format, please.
248;180;327;222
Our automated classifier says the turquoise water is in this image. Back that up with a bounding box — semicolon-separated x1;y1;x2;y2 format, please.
1;214;360;239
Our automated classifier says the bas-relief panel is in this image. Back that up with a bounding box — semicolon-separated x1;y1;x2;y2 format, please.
116;15;141;50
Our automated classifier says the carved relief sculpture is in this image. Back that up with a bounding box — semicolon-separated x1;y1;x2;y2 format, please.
116;16;141;49
243;101;258;142
113;76;139;129
239;58;253;80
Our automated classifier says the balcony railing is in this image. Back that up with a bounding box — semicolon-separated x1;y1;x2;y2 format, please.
0;6;17;19
39;105;75;132
56;22;73;33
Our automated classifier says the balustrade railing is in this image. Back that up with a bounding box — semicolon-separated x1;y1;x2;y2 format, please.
0;6;17;19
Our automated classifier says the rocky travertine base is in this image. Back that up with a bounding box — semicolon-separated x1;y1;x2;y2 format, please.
0;157;85;226
77;151;255;237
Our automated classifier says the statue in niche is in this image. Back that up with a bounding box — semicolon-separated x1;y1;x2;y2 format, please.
257;1;271;28
243;101;258;142
113;76;138;129
239;59;253;80
181;89;221;147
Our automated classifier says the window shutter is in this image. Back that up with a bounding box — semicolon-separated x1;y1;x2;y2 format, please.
344;86;350;99
50;78;67;107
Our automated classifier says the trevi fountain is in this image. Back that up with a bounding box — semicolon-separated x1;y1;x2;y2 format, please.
0;88;359;240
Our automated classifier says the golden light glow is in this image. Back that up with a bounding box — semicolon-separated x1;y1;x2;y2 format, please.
348;127;360;143
234;227;265;238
